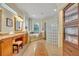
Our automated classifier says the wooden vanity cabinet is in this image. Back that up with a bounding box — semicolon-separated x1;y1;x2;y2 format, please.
0;37;13;56
0;33;28;56
23;33;28;45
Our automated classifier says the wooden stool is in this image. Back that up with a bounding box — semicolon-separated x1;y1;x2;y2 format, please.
13;41;23;53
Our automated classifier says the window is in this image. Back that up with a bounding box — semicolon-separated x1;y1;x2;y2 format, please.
34;23;39;33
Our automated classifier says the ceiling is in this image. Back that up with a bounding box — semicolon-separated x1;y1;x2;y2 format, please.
15;3;66;19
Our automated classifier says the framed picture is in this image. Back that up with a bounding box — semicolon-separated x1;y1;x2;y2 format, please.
6;18;13;27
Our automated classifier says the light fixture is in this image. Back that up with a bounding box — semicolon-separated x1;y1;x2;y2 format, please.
15;15;23;22
53;9;57;12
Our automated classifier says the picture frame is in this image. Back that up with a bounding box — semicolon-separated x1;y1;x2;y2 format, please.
6;18;13;27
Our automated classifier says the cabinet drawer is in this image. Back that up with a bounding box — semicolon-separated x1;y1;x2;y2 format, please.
1;38;13;56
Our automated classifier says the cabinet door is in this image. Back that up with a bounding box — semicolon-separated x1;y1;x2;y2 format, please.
23;34;28;45
0;40;3;55
1;37;13;56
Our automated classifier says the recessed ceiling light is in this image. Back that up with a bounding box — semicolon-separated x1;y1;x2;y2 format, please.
54;9;57;12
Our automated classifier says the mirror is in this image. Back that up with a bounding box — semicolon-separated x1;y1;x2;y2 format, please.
14;16;23;32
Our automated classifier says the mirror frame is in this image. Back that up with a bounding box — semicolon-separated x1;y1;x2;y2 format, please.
14;16;23;32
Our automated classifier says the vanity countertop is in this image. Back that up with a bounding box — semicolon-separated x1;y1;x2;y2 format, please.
29;33;39;36
0;32;27;40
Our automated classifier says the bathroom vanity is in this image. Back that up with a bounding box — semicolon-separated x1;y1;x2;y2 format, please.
0;32;28;56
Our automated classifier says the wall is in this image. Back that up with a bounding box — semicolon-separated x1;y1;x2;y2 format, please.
6;3;25;31
0;4;24;33
6;3;24;18
1;7;15;33
58;10;64;48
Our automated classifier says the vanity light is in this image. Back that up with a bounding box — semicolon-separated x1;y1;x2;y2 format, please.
18;16;23;22
15;16;23;22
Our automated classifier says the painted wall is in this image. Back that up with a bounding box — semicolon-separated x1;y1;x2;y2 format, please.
6;3;24;18
1;7;15;33
0;4;24;33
